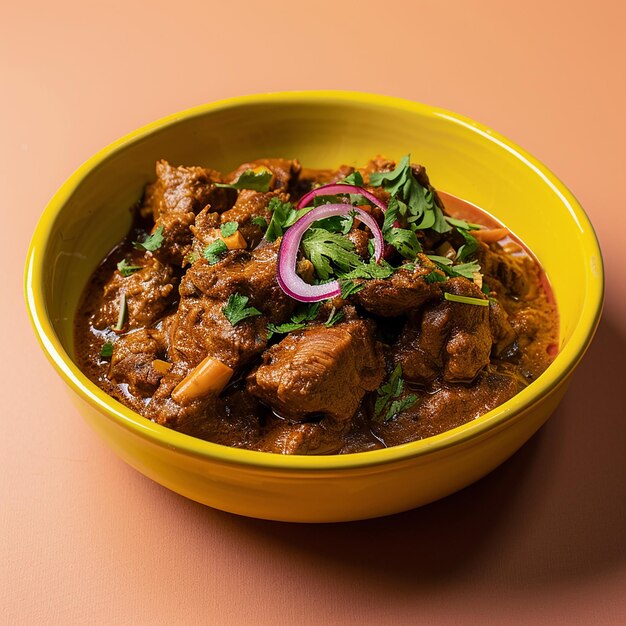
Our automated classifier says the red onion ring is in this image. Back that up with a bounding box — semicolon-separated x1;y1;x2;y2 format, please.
297;183;387;212
276;203;384;303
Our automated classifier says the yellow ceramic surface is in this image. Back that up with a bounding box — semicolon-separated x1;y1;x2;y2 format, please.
24;92;604;522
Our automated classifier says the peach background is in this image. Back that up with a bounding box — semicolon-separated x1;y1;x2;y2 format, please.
2;0;625;624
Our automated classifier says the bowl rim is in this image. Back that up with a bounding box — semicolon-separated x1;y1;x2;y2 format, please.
24;90;605;471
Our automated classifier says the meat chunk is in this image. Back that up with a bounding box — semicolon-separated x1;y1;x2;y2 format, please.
226;158;301;192
142;159;234;220
108;328;166;396
247;320;385;421
354;257;441;317
141;160;236;265
188;206;222;258
167;242;295;370
395;278;492;383
92;257;176;331
219;190;288;249
489;298;517;356
257;419;349;455
179;242;294;323
167;294;268;370
372;370;522;447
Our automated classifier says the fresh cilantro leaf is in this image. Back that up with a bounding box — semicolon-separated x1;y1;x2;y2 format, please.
385;227;421;259
341;171;364;186
445;216;481;230
267;321;307;339
430;203;452;234
450;261;482;279
456;229;479;262
369;154;451;234
375;364;419;422
324;307;345;327
313;214;353;234
203;239;228;265
339;279;365;299
291;302;321;323
265;197;296;242
426;255;454;266
426;255;481;280
100;341;114;358
117;259;142;277
222;293;262;326
341;259;394;281
133;225;164;251
215;168;272;192
267;303;321;338
251;216;268;228
386;395;418;421
185;251;200;265
481;282;491;295
300;228;361;280
424;270;447;284
369;155;411;196
220;221;238;237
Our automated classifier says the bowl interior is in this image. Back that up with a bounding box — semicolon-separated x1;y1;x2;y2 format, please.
28;92;603;463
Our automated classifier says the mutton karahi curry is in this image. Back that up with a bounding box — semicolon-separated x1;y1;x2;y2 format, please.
75;155;558;454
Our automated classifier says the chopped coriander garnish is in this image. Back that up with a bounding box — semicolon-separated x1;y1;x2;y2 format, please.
481;282;491;295
449;261;482;279
117;259;141;277
185;251;200;265
424;270;447;284
300;228;361;280
369;155;451;234
324;307;345;327
265;197;296;242
203;239;228;265
340;171;364;186
100;341;114;358
456;228;479;262
114;292;127;331
133;225;164;252
426;255;482;280
267;321;306;338
267;303;321;338
220;221;239;238
445;216;481;231
222;293;262;326
340;258;394;281
385;227;421;259
339;279;365;299
426;255;453;266
444;292;489;307
375;364;418;422
215;168;272;192
251;216;268;228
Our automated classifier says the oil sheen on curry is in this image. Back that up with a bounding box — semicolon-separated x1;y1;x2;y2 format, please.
75;156;558;454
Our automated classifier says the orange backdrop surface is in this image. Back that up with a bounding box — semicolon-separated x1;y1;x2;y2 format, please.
2;1;625;624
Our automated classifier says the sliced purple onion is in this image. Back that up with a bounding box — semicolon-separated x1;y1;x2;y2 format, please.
297;183;387;212
277;203;384;303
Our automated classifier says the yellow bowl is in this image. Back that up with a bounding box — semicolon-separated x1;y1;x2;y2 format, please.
24;91;604;522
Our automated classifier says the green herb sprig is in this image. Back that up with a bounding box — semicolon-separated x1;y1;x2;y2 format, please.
203;239;228;265
117;259;142;277
222;293;262;326
375;364;418;422
133;225;164;252
215;168;272;192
